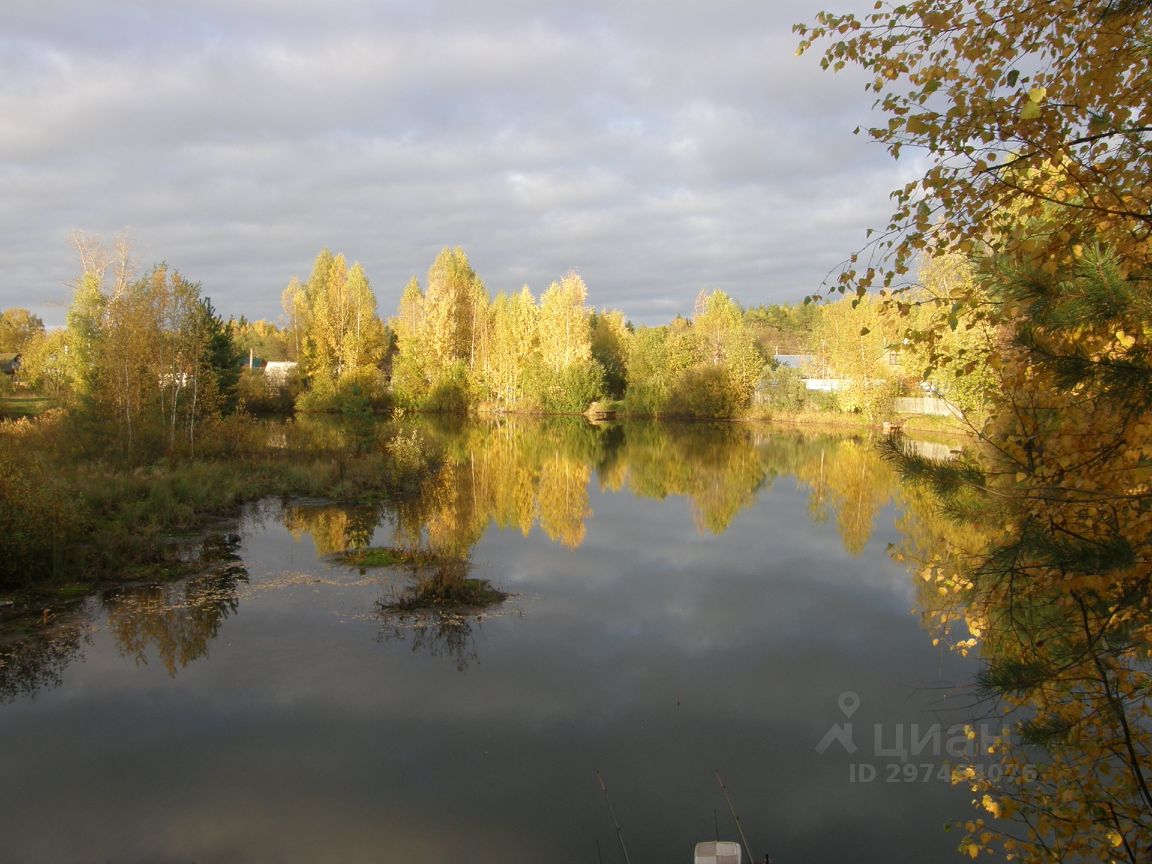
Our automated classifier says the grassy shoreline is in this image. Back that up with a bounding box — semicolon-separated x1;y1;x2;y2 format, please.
0;412;437;600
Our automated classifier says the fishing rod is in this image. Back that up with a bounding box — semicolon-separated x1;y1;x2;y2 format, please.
596;770;633;864
715;771;755;864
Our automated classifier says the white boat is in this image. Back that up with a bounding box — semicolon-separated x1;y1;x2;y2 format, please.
695;840;743;864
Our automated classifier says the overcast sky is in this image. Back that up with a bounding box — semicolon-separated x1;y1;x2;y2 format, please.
1;0;913;327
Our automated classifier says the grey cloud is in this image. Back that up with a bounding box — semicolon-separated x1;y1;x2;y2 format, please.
1;0;890;326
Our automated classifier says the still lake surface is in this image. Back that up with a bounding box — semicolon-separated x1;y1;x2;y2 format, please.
0;418;981;863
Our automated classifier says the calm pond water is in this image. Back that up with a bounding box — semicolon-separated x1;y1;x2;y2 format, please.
0;418;983;864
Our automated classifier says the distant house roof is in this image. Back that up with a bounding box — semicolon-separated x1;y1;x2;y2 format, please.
0;353;21;375
773;353;815;370
263;360;298;383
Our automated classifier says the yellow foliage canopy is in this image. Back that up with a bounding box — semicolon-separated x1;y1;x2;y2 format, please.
796;1;1152;292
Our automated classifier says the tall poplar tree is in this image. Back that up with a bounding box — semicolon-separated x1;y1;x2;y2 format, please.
536;272;603;411
421;247;488;379
538;272;593;373
483;287;540;407
692;290;764;411
391;276;429;406
292;249;387;381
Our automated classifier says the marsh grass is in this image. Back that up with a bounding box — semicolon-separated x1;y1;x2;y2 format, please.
0;411;441;593
383;576;509;612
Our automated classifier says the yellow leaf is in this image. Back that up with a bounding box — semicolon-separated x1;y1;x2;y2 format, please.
1027;86;1047;103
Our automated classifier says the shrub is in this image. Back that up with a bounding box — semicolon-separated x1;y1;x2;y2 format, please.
389;351;427;410
0;453;77;589
537;359;605;414
669;365;740;418
807;390;840;412
837;378;900;421
756;364;808;412
622;379;667;417
424;363;470;413
296;368;391;414
237;366;305;415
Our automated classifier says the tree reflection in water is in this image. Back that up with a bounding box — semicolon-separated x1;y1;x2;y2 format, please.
380;416;901;554
1;417;932;701
11;413;1140;859
0;557;248;699
103;561;248;676
377;552;514;672
377;611;480;673
282;502;383;557
273;417;912;568
891;434;1152;863
0;603;94;703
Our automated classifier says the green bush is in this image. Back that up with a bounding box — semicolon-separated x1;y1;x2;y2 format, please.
668;365;741;418
296;368;391;414
389;351;427;410
756;364;808;412
836;378;900;420
622;379;666;417
424;363;470;413
237;367;302;414
807;390;840;412
537;359;605;414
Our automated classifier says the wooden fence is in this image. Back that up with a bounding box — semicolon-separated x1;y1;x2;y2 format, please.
893;396;964;418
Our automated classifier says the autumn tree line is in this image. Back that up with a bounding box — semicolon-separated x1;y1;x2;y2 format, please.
271;247;992;420
1;237;1002;445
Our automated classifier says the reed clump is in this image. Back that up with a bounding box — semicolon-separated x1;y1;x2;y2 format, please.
379;559;508;613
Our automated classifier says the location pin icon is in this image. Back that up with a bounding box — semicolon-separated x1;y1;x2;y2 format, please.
838;691;860;718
